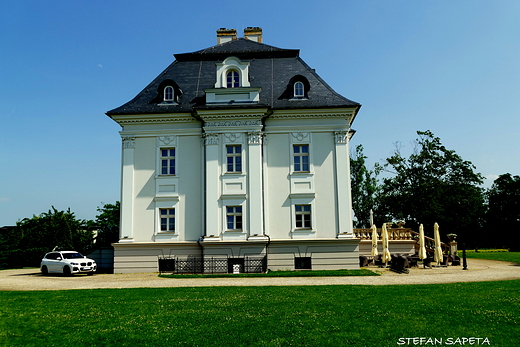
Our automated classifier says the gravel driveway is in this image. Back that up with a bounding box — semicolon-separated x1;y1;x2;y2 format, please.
1;258;519;291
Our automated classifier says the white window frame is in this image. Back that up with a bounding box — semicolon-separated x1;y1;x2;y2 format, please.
290;197;315;234
164;86;174;102
226;70;240;88
226;205;243;231
159;208;175;232
226;144;242;173
294;81;304;98
295;204;312;229
160;148;176;176
293;144;310;173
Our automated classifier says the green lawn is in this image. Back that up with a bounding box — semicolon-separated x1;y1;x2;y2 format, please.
463;250;520;263
160;268;378;278
1;281;519;347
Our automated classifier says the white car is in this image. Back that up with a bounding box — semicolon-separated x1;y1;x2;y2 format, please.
40;251;97;276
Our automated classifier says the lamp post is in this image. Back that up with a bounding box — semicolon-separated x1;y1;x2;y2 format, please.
462;242;468;270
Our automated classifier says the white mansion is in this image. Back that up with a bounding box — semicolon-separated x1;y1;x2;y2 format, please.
107;28;362;273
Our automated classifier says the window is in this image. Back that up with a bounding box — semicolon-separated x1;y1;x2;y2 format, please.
294;81;304;98
226;70;239;88
226;145;242;172
293;145;309;172
226;206;242;230
294;257;312;270
161;148;176;175
164;86;174;102
295;205;311;229
160;208;175;232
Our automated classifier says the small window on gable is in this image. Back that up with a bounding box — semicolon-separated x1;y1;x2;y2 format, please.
164;86;174;102
294;82;304;98
226;70;240;88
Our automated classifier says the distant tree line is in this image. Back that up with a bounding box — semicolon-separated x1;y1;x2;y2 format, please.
351;130;520;251
0;202;120;269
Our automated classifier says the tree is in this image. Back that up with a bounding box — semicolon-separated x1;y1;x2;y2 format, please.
93;201;120;246
350;145;381;228
8;207;94;268
378;130;485;243
485;174;520;250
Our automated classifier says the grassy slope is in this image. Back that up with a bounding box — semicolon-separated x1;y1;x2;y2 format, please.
1;281;519;347
463;251;520;263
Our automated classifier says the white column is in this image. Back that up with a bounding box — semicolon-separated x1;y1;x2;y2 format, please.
334;131;354;237
119;137;135;242
204;133;220;238
247;132;264;237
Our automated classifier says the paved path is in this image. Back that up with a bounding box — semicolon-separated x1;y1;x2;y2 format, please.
1;258;519;291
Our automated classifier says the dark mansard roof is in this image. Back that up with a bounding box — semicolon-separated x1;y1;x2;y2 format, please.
106;38;360;116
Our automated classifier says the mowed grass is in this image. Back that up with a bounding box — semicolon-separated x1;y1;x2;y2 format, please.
1;281;519;347
463;250;520;263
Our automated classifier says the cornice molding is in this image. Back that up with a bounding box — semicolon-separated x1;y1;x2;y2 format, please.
110;113;197;125
270;108;355;119
195;108;269;120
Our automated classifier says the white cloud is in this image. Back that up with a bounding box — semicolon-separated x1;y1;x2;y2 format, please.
0;197;10;203
97;64;103;68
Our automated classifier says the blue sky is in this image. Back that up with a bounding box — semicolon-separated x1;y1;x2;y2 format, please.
1;1;519;226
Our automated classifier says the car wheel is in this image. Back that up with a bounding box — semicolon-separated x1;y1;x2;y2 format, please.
41;266;48;276
63;266;72;276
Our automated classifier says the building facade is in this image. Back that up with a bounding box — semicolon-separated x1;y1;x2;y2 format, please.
107;28;362;273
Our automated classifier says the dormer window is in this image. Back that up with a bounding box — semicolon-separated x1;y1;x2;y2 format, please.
152;80;181;105
215;57;250;88
164;86;174;102
226;70;240;88
278;75;310;100
294;82;304;98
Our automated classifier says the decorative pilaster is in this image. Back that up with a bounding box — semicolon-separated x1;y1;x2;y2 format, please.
334;131;354;237
120;137;135;242
203;133;220;238
248;132;264;237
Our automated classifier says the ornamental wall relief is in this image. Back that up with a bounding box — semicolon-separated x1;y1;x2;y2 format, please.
158;135;177;146
334;131;349;144
205;120;262;127
291;132;309;143
247;132;264;145
122;137;135;149
203;133;219;145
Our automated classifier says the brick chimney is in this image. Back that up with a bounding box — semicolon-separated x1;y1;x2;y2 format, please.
244;27;262;43
216;28;237;44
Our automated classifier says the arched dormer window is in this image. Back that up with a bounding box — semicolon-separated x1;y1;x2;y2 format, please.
214;57;250;88
151;79;181;105
294;81;304;98
278;75;310;100
164;86;174;102
226;70;240;88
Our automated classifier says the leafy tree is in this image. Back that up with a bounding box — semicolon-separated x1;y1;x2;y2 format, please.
378;130;485;244
350;145;381;227
93;201;120;246
485;174;520;251
7;207;94;268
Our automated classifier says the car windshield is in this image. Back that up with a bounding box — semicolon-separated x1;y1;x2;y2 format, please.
62;252;84;259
